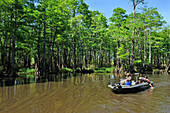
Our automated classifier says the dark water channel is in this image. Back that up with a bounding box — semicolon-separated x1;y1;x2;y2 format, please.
0;73;169;113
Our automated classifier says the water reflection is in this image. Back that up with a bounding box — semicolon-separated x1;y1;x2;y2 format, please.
0;73;79;87
0;74;169;113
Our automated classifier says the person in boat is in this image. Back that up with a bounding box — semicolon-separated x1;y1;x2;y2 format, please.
121;73;131;85
135;79;143;84
141;76;153;87
126;79;131;85
126;73;131;79
139;80;143;84
126;73;132;85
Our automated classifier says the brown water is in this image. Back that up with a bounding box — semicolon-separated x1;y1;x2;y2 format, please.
0;73;169;113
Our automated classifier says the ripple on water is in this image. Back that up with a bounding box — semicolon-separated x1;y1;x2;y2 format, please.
0;74;169;113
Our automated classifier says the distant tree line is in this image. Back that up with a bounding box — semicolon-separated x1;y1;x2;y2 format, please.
0;0;169;76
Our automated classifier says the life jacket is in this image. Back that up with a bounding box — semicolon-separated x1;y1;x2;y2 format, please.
142;78;150;82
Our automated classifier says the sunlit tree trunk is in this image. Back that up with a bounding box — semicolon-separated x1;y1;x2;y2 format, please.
117;39;120;71
149;29;152;66
137;29;143;67
144;30;147;66
130;0;136;72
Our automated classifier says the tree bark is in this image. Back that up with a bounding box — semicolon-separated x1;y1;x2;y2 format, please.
11;0;17;76
73;36;76;70
144;30;147;67
61;48;64;69
117;39;120;71
130;0;136;72
137;29;144;68
149;29;152;67
43;9;46;74
55;41;59;70
38;24;41;71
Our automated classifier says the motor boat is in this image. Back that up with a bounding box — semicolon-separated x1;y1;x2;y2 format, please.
108;77;154;94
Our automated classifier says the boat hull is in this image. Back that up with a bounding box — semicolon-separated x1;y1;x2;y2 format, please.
108;82;153;94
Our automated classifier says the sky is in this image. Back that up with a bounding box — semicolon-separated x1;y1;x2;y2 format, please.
85;0;170;26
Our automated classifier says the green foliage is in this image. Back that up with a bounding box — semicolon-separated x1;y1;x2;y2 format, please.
133;60;142;64
105;67;116;72
18;68;35;77
60;68;73;73
94;67;115;73
88;65;96;70
94;70;106;73
109;7;126;26
19;68;35;73
117;44;128;60
0;0;168;76
19;74;35;78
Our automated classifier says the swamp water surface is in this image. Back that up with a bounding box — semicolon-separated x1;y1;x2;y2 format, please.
0;73;169;113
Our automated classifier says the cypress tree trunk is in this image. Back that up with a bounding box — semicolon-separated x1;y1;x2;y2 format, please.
48;28;53;72
130;0;136;73
94;50;96;68
137;29;144;69
1;10;7;70
53;27;58;71
8;39;11;74
11;0;17;76
38;25;41;71
167;31;170;70
28;54;31;68
0;36;4;67
149;29;152;67
90;48;92;64
64;48;67;68
78;31;82;67
166;52;169;72
116;40;120;71
166;42;170;72
99;41;102;67
62;44;64;69
84;46;87;68
73;36;76;70
144;30;147;68
51;28;56;72
55;41;59;70
113;47;116;66
101;51;103;67
43;9;46;74
130;39;135;72
109;47;111;65
156;50;160;67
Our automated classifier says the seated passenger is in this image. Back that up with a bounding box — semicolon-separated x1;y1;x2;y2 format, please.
120;73;131;84
141;76;153;88
126;73;131;80
126;80;131;85
135;80;143;85
139;80;143;84
142;76;150;83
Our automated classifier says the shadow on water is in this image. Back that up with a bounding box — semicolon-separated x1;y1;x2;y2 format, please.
0;73;81;87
